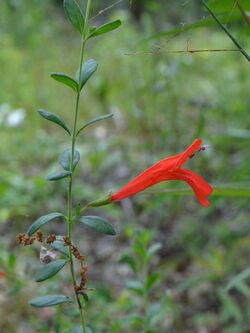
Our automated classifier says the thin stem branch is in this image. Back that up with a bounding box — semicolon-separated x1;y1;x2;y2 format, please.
202;0;250;62
89;0;124;21
235;0;250;28
67;1;92;332
124;48;241;56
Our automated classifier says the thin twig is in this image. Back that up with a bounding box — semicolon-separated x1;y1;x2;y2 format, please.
89;0;124;21
225;0;237;26
124;48;241;56
202;0;250;62
235;0;250;28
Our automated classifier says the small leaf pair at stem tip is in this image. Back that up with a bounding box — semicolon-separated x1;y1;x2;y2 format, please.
64;0;121;38
47;149;80;182
51;59;97;92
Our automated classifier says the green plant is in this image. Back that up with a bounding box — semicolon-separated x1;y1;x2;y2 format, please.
118;226;169;333
17;1;121;332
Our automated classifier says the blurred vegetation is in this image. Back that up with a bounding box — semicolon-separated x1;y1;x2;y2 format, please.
0;0;250;332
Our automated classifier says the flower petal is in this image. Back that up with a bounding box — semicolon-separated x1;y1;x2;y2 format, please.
111;168;160;201
174;139;202;169
173;169;213;207
111;155;180;201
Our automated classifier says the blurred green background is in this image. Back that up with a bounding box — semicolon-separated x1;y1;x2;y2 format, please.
0;0;250;332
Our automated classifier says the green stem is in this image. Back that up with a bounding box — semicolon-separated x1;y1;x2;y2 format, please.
202;0;250;62
67;1;92;333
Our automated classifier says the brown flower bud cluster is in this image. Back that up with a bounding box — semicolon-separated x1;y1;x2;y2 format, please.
17;231;57;246
16;233;35;246
74;266;88;293
63;236;85;261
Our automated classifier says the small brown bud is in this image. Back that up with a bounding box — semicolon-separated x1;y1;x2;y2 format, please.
35;231;43;242
16;233;25;244
63;236;71;246
74;285;82;292
71;245;85;261
46;233;56;244
80;266;88;276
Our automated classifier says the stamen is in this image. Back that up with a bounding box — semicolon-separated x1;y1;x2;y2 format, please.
189;145;210;159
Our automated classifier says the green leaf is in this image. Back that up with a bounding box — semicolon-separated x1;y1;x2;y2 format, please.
218;289;243;321
76;203;81;218
226;268;250;291
51;72;78;92
78;216;116;235
76;114;113;136
35;259;68;282
29;295;74;308
59;149;80;171
145;272;160;291
81;292;89;303
27;213;64;236
51;237;70;257
146;243;162;261
63;0;85;34
119;253;137;273
88;20;121;39
76;59;98;90
47;170;72;181
37;109;71;135
235;281;250;298
126;280;144;296
208;0;250;12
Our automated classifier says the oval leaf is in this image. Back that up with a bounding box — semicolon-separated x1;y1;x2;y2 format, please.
29;295;74;308
78;216;116;235
76;59;98;90
47;170;72;181
145;272;160;291
76;114;113;136
88;20;121;39
38;109;70;135
51;237;70;257
59;149;80;171
146;243;162;260
126;280;144;296
226;268;250;291
63;0;85;34
27;213;64;236
51;72;78;92
35;259;68;282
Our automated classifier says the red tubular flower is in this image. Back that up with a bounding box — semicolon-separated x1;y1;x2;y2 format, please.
111;139;213;207
0;271;5;278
